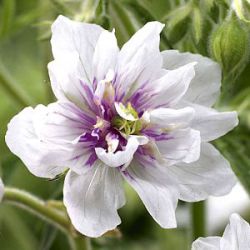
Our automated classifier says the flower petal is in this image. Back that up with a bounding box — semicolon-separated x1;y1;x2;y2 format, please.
5;106;69;178
221;214;250;250
122;160;178;228
31;102;98;175
36;102;95;144
95;135;148;168
51;15;103;85
192;214;250;249
146;107;195;129
170;142;236;202
190;103;238;142
48;56;98;112
162;50;221;107
150;62;196;108
0;178;4;202
115;22;164;98
63;164;125;237
192;237;221;250
92;30;119;82
156;128;201;164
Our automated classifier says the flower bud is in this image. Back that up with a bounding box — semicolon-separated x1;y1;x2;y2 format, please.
209;14;250;79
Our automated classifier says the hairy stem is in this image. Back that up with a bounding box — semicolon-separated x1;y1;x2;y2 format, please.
3;187;71;233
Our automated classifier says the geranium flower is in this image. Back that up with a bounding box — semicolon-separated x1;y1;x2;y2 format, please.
192;213;250;250
5;16;238;237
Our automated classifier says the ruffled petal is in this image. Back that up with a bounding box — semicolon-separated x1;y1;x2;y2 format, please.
221;214;250;250
36;102;95;144
63;164;125;237
146;107;195;129
92;30;119;83
170;142;236;202
115;22;164;98
51;15;103;85
122;160;178;228
162;50;221;107
189;103;238;142
48;56;97;112
31;102;97;175
192;237;221;250
149;62;196;108
5;106;69;178
192;214;250;249
156;128;200;164
95;135;148;168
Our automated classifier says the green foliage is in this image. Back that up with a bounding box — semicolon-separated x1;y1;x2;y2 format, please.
0;0;249;249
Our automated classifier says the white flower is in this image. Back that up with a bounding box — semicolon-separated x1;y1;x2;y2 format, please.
5;15;238;237
192;213;250;250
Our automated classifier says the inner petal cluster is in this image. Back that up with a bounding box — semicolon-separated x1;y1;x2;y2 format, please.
79;73;148;167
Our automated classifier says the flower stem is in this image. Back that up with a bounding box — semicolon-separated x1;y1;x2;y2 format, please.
2;187;119;248
3;187;71;234
191;201;206;241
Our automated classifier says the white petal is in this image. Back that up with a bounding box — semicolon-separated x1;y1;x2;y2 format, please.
116;22;164;97
123;160;178;228
48;57;97;112
162;50;221;107
35;102;94;144
192;237;221;250
221;213;250;250
190;103;238;142
0;178;4;202
5;106;69;178
51;15;103;84
147;107;195;129
192;214;250;250
170;142;236;202
92;30;119;82
63;164;125;237
29;102;97;175
156;128;201;164
114;102;138;121
95;136;148;168
150;62;196;108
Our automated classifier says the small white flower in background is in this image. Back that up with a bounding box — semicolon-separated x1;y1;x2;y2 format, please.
192;213;250;250
0;178;4;202
5;15;238;237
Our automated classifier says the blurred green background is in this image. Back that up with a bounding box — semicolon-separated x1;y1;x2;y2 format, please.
0;0;249;249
